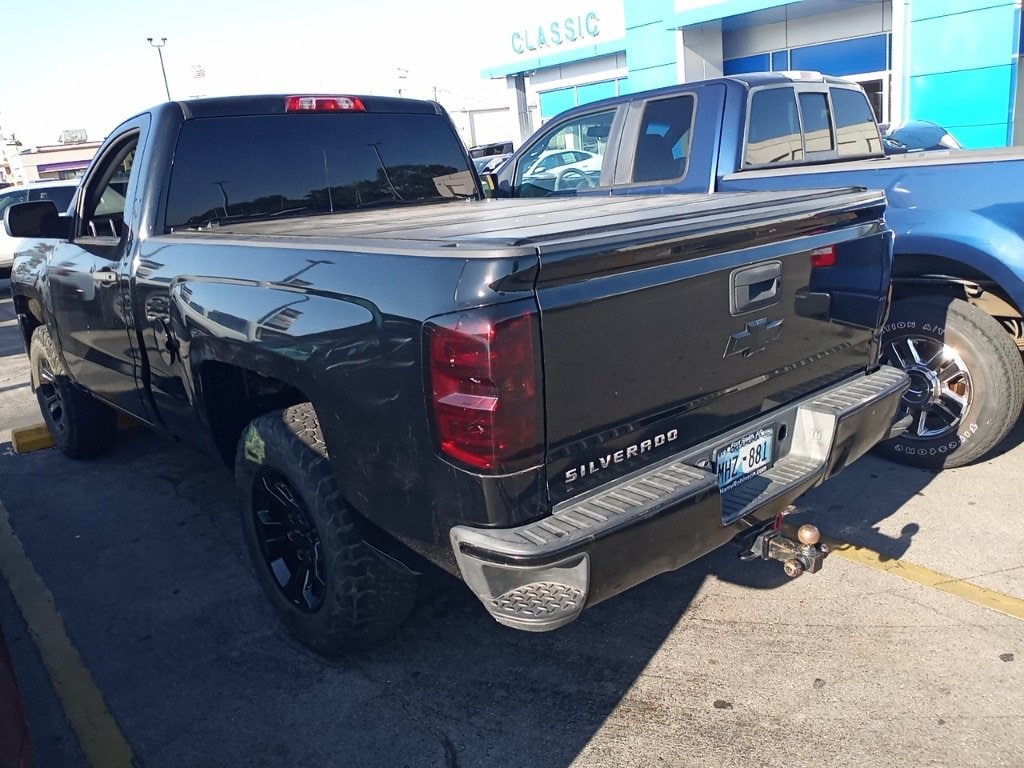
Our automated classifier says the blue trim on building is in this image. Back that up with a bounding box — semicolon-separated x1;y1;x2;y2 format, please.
910;5;1018;75
621;0;679;95
790;35;888;77
909;1;1019;148
482;40;625;79
671;0;791;27
726;35;887;79
724;53;770;75
480;0;1023;148
539;79;625;118
910;64;1015;147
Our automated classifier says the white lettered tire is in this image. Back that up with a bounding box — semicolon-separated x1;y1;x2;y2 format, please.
875;296;1024;469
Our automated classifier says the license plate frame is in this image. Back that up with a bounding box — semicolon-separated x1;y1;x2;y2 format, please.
714;426;775;493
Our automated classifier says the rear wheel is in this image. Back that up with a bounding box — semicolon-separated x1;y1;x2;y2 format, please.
875;296;1024;468
29;325;117;458
235;403;417;655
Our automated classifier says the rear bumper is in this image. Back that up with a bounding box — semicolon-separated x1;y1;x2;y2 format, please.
450;365;910;631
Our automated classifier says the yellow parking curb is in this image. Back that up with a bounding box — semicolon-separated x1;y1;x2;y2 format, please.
10;424;53;454
10;414;138;455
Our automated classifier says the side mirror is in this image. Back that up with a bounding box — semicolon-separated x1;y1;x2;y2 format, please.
4;200;70;239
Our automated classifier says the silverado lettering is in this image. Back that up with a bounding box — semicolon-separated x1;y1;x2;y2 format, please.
565;428;680;482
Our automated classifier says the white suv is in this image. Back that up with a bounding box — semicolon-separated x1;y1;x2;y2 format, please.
0;180;78;274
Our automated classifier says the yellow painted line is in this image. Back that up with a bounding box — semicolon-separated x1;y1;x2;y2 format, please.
0;502;135;767
814;530;1024;621
10;414;139;455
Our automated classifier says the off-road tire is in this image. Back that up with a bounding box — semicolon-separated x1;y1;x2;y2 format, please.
875;296;1024;469
29;325;117;458
235;403;417;655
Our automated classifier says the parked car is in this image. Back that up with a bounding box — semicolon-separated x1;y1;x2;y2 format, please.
880;120;962;154
522;148;603;191
471;153;511;174
0;180;78;274
467;140;513;158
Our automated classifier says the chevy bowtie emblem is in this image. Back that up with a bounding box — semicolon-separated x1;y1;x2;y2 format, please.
724;318;784;358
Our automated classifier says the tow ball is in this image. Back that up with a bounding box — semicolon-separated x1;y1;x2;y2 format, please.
740;518;829;578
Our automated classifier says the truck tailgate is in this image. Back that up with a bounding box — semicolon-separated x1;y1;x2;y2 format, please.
529;188;891;504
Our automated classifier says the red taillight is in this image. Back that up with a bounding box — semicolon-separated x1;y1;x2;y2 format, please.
810;245;837;268
426;304;542;473
284;95;366;113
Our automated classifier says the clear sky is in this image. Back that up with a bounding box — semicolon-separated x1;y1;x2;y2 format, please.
0;0;511;147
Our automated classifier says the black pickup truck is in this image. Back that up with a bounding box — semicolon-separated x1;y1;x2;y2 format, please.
5;94;908;654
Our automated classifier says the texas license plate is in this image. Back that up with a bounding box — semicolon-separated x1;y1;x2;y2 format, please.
714;427;774;493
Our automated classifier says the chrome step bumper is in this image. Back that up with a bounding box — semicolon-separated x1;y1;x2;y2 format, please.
451;365;910;632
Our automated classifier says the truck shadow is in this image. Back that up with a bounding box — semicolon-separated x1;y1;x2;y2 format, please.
0;419;1014;768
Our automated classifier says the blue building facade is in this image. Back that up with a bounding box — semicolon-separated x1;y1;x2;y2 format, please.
483;0;1022;148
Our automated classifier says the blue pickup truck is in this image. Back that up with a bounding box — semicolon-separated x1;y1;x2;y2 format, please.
486;71;1024;469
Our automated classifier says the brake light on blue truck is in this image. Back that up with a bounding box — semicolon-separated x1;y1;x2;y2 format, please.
810;245;836;268
426;303;543;473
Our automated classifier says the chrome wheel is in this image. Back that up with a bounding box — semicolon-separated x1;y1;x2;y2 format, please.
882;334;973;440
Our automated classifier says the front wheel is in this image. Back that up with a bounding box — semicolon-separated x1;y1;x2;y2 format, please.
235;403;417;655
29;325;117;458
875;296;1024;468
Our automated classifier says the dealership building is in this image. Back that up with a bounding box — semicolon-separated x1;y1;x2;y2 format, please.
482;0;1022;149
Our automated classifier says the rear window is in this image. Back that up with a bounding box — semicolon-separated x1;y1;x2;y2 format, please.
831;88;881;157
29;185;76;211
745;88;804;166
798;92;834;153
165;113;474;230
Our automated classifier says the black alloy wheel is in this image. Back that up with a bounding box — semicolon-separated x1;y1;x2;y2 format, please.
251;468;326;613
29;325;117;458
235;403;417;655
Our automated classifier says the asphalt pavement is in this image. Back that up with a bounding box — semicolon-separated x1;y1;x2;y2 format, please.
0;277;1021;768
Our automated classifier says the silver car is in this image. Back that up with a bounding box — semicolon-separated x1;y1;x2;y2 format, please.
0;180;78;274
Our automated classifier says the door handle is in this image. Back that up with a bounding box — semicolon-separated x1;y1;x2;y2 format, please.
93;267;119;284
731;261;781;315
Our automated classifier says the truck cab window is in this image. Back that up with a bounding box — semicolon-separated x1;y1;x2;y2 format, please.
798;92;834;154
513;109;614;196
831;88;882;157
81;134;138;241
745;88;804;167
633;95;694;183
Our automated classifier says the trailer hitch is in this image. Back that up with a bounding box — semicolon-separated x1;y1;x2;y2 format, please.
739;510;829;577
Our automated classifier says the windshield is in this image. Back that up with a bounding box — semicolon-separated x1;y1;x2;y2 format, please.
165;112;476;230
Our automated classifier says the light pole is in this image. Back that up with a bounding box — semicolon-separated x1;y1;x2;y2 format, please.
147;37;171;101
